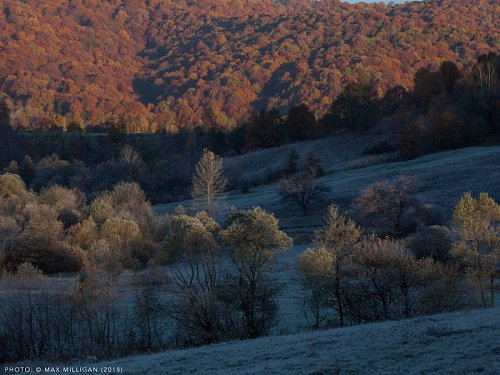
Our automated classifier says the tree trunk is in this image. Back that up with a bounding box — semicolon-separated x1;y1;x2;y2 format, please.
335;263;344;327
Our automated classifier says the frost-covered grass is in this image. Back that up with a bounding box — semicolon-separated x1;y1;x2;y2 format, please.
223;130;387;184
94;306;500;375
156;145;500;238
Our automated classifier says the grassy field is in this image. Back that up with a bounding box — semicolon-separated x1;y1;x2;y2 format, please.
94;306;500;375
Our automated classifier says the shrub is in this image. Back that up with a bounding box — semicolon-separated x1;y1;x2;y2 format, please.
353;174;421;237
40;185;85;228
0;173;26;199
6;239;85;274
409;225;452;262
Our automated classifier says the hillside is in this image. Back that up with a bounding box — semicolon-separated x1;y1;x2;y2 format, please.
92;307;500;375
156;145;500;238
0;0;497;130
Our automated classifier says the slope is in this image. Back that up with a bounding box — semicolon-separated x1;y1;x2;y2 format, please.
0;0;497;130
155;145;500;238
94;306;500;375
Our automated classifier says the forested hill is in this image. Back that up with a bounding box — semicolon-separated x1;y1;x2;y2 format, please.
0;0;497;131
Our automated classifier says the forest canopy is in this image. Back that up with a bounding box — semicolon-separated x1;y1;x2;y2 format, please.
0;0;498;131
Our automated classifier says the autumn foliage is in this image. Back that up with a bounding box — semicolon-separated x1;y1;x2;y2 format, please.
0;0;497;131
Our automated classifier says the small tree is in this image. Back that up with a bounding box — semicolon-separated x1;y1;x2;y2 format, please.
353;174;421;237
300;205;362;327
409;225;452;262
284;149;299;176
451;192;499;307
279;167;329;215
221;207;292;338
134;285;166;351
297;247;333;329
161;211;231;343
0;173;27;200
192;149;227;217
349;236;463;321
73;265;121;358
306;152;323;176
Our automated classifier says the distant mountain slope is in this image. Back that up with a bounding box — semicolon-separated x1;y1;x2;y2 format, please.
93;307;500;374
0;0;497;130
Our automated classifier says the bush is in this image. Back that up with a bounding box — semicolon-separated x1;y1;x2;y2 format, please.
40;186;85;228
409;225;452;262
3;204;85;274
400;203;446;234
99;182;156;237
100;216;145;268
6;240;85;274
0;173;26;199
353;174;421;237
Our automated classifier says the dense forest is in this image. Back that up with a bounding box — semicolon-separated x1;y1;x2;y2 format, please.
0;0;498;131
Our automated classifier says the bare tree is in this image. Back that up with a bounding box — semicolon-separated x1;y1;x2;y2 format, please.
353;174;420;237
279;166;329;215
192;149;226;217
120;144;142;163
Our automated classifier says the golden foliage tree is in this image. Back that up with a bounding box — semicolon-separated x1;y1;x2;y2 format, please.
452;192;499;307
